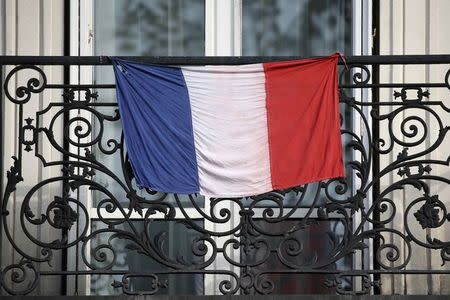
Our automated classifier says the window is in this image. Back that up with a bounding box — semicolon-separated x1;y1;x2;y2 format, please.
94;0;205;56
242;0;352;56
69;0;372;295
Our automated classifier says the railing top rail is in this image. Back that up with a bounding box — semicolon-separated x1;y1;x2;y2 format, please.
1;54;450;65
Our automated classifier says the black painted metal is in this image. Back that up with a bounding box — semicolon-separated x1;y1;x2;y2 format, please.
1;54;450;65
5;296;450;300
61;1;71;294
0;56;450;296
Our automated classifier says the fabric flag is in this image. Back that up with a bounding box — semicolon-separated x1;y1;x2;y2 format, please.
112;54;344;198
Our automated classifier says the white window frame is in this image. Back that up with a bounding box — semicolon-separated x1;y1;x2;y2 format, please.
352;0;374;291
69;0;373;295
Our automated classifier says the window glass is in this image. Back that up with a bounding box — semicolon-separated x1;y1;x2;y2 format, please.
242;0;354;208
94;0;205;56
90;220;204;295
241;2;354;295
91;0;205;207
242;0;352;56
244;220;352;294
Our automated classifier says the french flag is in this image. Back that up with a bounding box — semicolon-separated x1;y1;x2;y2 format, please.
112;54;344;197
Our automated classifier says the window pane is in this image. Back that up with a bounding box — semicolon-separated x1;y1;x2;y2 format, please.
242;0;352;56
243;219;352;294
242;0;354;209
90;220;204;295
91;0;205;208
94;0;205;56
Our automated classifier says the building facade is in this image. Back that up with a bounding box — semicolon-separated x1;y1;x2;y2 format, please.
1;0;450;296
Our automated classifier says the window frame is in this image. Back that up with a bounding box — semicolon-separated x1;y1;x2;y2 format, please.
68;0;373;295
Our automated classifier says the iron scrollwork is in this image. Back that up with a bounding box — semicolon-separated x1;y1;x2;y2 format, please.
1;59;450;295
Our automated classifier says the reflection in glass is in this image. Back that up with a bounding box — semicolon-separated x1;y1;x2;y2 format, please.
90;220;204;295
94;0;205;56
244;219;352;294
243;0;352;56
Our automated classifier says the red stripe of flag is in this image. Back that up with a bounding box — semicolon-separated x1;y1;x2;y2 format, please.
264;54;345;190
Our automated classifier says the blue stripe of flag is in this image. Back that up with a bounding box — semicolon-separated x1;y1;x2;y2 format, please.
112;58;199;194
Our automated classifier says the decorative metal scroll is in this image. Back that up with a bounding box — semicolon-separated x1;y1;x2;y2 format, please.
1;60;449;295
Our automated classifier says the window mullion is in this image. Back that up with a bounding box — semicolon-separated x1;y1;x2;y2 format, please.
204;1;242;294
205;0;241;56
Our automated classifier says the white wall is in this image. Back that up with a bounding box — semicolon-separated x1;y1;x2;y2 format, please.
379;0;450;295
1;0;64;295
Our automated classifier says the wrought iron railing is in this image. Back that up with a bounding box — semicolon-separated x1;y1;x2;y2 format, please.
0;55;449;296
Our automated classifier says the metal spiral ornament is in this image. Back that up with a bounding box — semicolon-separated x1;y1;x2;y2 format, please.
0;60;449;296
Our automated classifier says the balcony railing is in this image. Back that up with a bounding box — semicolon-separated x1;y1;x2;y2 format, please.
0;55;449;296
